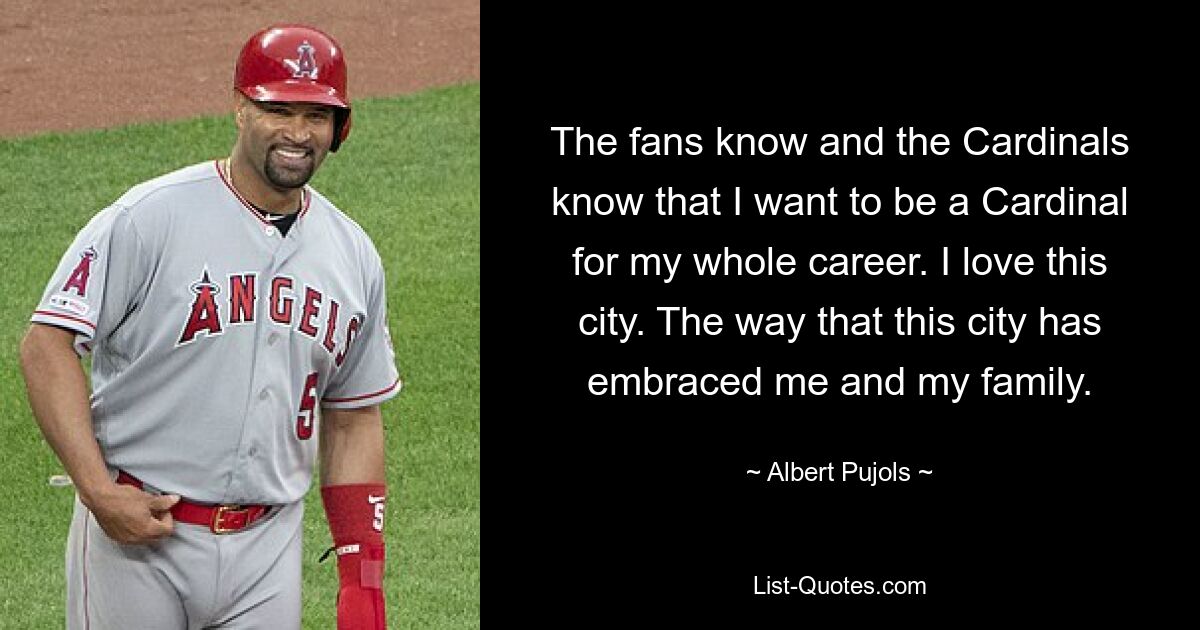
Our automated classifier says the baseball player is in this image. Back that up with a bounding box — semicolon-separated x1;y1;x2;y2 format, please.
19;24;398;629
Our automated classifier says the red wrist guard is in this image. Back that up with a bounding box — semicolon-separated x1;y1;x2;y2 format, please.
323;484;388;630
322;484;387;588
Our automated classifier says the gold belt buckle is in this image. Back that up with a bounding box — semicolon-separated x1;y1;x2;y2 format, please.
211;504;248;534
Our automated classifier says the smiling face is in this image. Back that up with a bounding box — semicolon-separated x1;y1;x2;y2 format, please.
233;95;336;191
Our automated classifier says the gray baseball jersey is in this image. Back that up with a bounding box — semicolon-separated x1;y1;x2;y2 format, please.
32;160;401;504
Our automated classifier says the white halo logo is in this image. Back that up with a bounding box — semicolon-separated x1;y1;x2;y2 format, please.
283;41;319;79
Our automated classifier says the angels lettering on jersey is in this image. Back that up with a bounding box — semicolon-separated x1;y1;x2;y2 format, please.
178;267;363;365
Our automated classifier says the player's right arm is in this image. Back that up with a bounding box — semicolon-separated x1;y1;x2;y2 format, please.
21;204;178;545
20;324;179;544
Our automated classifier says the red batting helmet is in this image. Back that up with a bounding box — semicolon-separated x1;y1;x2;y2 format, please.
235;24;352;152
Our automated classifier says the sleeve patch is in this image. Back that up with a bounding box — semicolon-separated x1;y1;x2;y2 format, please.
47;295;91;317
61;246;98;297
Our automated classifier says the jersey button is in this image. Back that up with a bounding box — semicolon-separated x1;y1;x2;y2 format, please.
267;333;279;345
264;226;276;236
248;447;258;457
259;389;269;400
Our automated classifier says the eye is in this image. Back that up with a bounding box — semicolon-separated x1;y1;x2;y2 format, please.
306;111;333;122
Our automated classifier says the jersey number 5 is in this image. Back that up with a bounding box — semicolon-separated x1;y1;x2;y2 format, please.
296;372;319;440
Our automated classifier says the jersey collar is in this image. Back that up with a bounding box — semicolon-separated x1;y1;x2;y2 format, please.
214;159;311;227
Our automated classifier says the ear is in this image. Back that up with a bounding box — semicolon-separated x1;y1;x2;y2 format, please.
233;92;248;131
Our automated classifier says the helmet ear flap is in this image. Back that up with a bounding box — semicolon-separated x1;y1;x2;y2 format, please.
331;108;352;152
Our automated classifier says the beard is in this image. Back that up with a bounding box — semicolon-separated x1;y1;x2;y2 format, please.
263;147;317;189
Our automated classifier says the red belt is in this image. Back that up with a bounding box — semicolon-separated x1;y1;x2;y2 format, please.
115;471;272;535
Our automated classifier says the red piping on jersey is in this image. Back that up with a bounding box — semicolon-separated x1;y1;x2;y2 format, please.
33;310;97;331
323;377;402;403
213;160;311;227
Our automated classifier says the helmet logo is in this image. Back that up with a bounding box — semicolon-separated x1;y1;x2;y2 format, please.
284;41;319;79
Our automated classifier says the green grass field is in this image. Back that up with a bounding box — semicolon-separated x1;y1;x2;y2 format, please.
0;83;480;628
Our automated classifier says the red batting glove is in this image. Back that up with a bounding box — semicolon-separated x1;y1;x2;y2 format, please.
323;484;388;630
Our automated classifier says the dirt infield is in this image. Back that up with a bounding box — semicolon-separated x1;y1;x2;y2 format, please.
0;0;479;137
